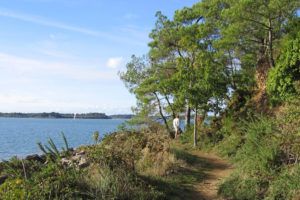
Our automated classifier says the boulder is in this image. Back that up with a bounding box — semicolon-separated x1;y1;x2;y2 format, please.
25;154;45;163
71;155;82;161
78;157;89;168
61;158;72;167
76;150;86;156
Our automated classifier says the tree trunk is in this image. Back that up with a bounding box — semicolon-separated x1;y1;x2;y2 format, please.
185;104;191;129
268;18;275;68
165;95;176;119
253;46;271;112
193;106;198;147
153;92;171;135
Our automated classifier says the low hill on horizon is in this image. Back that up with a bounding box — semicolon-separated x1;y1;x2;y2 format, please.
0;112;134;119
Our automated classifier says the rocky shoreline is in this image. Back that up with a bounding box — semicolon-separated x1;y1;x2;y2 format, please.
0;147;90;187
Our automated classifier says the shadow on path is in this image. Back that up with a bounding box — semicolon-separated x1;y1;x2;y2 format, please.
142;145;233;200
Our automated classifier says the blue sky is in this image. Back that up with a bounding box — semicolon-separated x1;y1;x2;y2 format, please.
0;0;198;114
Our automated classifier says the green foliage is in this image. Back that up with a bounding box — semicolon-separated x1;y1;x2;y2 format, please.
2;0;300;199
92;131;100;144
1;131;174;200
266;165;300;200
0;160;88;199
179;127;193;144
267;34;300;103
1;157;26;179
217;112;300;199
217;133;242;158
0;179;25;200
217;117;278;199
61;132;70;152
219;173;262;200
235;117;281;176
275;98;300;164
25;163;86;199
212;115;243;157
83;165;164;200
37;133;71;161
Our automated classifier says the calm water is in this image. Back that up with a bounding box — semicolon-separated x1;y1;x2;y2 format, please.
0;117;125;160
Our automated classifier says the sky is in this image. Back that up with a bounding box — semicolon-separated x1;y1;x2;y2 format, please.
0;0;199;114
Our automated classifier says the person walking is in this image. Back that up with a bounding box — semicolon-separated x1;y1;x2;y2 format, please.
173;114;180;139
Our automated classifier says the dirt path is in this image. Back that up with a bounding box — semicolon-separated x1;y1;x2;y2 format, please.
189;150;234;200
170;144;234;200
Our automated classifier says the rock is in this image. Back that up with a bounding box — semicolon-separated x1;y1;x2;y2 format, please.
61;158;72;166
0;175;8;185
71;155;82;161
76;150;85;156
78;157;89;168
25;154;45;163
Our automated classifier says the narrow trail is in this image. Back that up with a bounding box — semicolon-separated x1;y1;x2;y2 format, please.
189;150;234;200
170;144;234;200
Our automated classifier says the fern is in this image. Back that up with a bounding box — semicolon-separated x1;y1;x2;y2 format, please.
48;138;60;156
37;142;47;155
61;132;70;151
37;133;72;161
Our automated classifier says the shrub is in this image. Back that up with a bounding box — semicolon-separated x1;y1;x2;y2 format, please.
0;131;168;200
179;126;193;144
218;173;262;200
218;116;282;199
26;163;87;199
234;117;281;177
217;133;243;158
266;165;300;200
215;116;243;157
83;164;164;200
0;179;26;200
276;98;300;165
267;34;300;103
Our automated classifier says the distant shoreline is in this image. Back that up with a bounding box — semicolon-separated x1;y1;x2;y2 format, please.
0;112;134;119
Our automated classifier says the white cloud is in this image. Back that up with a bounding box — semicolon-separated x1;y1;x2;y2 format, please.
106;57;123;69
0;52;117;81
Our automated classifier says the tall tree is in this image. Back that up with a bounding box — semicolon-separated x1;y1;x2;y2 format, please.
215;0;299;108
149;7;228;145
119;55;174;136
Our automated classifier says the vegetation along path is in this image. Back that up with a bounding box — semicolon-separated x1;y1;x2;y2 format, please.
169;143;234;200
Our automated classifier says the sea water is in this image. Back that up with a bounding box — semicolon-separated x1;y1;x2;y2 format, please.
0;117;125;160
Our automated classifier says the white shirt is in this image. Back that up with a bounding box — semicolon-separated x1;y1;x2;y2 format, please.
173;117;179;128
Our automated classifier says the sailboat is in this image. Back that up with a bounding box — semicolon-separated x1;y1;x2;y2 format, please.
73;113;77;120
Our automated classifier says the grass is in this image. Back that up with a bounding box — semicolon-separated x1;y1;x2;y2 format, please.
214;99;300;199
141;145;207;200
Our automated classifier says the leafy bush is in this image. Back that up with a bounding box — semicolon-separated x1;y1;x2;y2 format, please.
215;116;243;157
218;173;262;200
266;165;300;200
217;133;243;158
267;34;300;103
234;117;281;176
26;163;87;199
218;116;282;199
179;126;193;144
83;164;164;200
37;132;71;162
0;179;25;200
0;131;171;200
276;98;300;165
